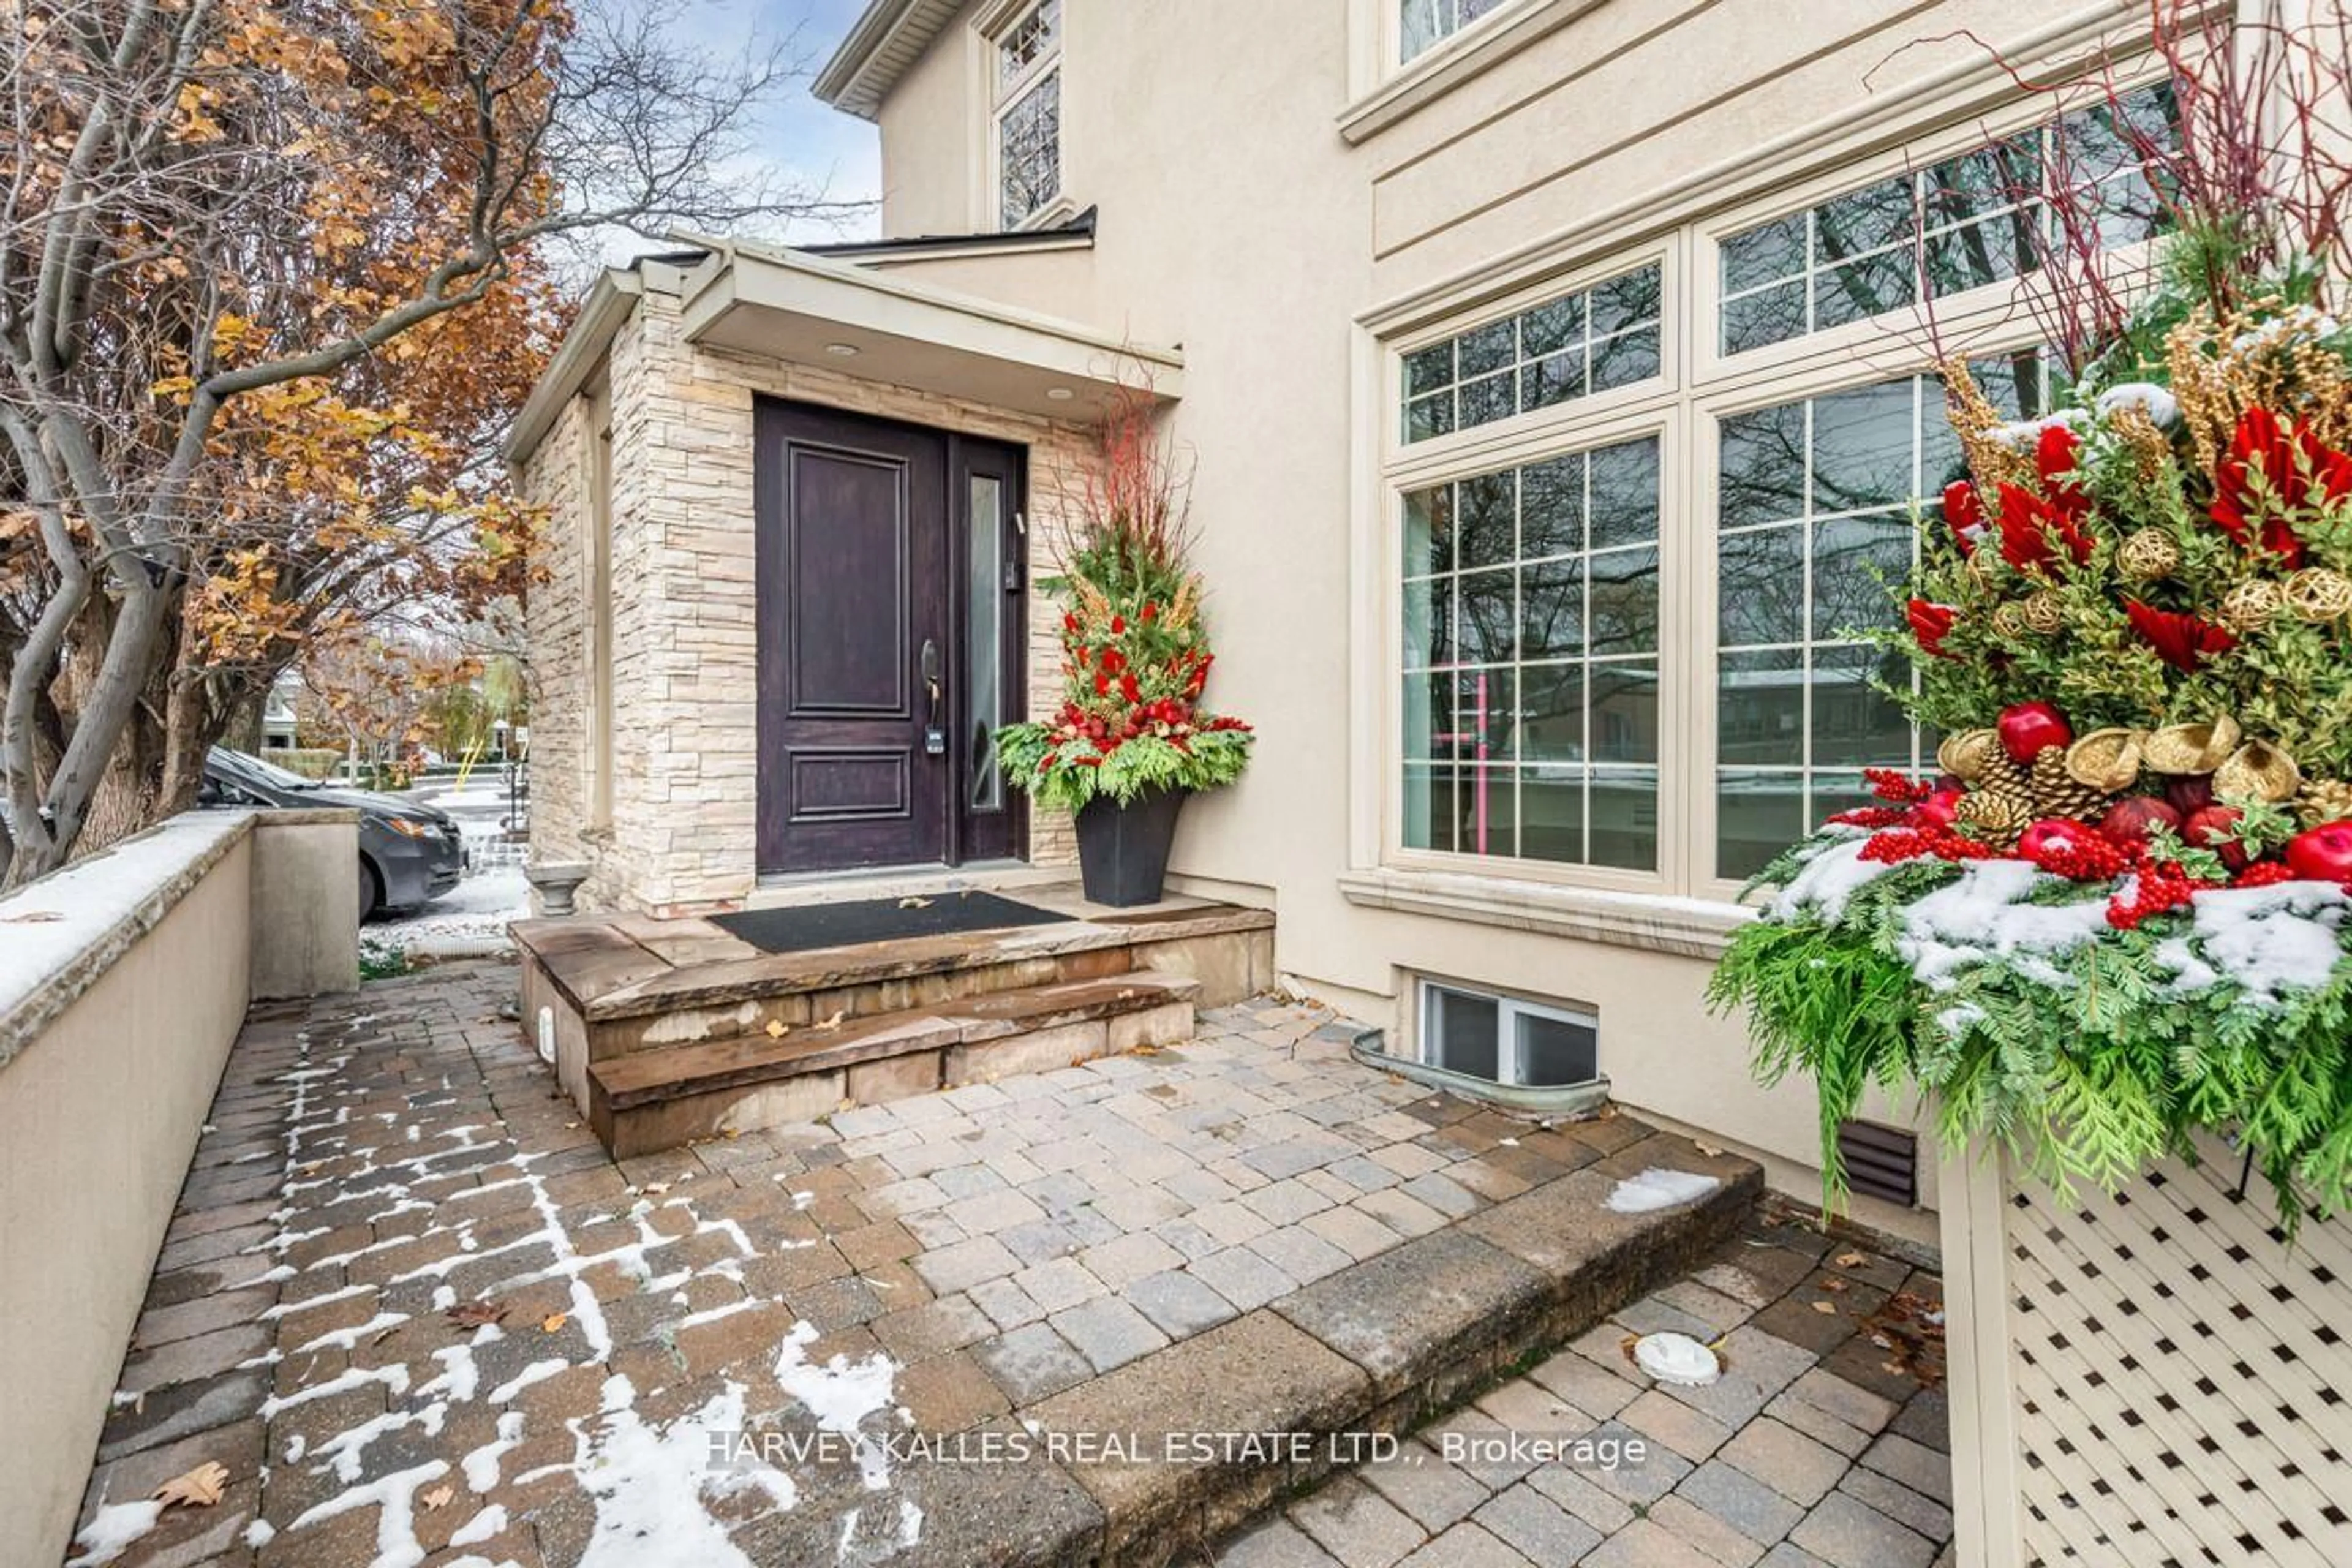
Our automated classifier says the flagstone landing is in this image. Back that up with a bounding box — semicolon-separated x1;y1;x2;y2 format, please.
73;962;1765;1568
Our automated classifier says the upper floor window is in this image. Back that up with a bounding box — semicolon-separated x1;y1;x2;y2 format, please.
993;0;1062;228
1401;262;1663;445
1400;0;1516;64
1718;82;2177;355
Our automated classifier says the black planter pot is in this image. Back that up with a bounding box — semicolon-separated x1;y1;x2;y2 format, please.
1074;788;1188;908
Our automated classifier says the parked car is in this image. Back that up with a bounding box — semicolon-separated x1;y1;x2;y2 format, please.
201;747;466;920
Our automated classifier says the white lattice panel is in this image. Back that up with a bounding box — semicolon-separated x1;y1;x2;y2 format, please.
2000;1138;2352;1567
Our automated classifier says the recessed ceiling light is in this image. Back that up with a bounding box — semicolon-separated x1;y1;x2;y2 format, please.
1045;386;1075;401
824;342;861;358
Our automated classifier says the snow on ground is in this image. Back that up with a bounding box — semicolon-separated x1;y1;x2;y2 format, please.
366;865;529;960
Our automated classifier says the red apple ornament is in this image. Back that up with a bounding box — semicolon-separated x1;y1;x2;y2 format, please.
1912;788;1964;831
1997;701;2073;764
2164;774;2216;815
2100;796;2182;850
2285;821;2352;883
2185;805;2250;871
2018;818;2101;861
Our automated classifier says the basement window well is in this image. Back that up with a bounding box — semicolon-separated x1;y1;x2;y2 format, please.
1422;981;1604;1088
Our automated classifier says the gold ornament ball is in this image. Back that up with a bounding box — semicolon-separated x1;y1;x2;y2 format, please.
2285;567;2352;624
1991;602;2029;638
2020;590;2066;636
2220;578;2283;634
2117;528;2182;581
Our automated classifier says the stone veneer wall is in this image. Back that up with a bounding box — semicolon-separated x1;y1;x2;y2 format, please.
522;277;1093;914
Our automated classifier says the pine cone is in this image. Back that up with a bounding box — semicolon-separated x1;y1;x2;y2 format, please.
1954;787;2030;847
1956;750;2035;846
2031;746;2109;822
2296;778;2352;827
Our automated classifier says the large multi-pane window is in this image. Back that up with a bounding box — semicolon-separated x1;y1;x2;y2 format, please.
1713;355;2046;877
1401;437;1662;872
1400;0;1517;63
993;0;1061;228
1403;264;1662;445
1719;82;2177;354
1387;80;2165;896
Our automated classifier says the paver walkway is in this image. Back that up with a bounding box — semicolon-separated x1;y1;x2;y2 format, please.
68;960;1947;1568
1217;1213;1953;1568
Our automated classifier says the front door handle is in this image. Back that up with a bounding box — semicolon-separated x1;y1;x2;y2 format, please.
921;639;946;755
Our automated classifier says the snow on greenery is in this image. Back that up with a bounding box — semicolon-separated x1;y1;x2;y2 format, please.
1713;832;2352;1226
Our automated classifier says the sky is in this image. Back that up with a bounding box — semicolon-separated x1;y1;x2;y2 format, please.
628;0;886;255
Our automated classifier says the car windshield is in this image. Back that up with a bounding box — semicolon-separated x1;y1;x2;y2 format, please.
213;748;322;791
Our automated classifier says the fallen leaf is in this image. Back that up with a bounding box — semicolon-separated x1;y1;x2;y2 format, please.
446;1300;507;1329
1883;1361;1906;1375
1693;1141;1723;1157
153;1461;230;1510
1836;1251;1869;1269
816;1010;846;1031
898;896;933;909
1811;1300;1839;1315
420;1483;454;1511
765;1020;790;1039
837;1098;856;1113
541;1312;568;1333
1822;1278;1850;1294
643;1182;671;1196
1;910;64;923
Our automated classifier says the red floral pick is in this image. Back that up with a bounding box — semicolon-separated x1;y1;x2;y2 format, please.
2209;405;2352;567
1942;480;1988;556
2036;422;2092;516
2124;597;2237;672
1906;598;1959;660
1995;482;2095;576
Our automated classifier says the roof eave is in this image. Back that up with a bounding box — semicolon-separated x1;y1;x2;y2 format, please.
502;268;646;469
812;0;912;119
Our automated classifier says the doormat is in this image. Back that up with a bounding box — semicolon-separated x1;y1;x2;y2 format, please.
711;891;1071;956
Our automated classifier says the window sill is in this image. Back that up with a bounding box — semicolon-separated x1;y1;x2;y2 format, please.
1340;0;1605;146
1339;865;1752;960
1007;195;1079;235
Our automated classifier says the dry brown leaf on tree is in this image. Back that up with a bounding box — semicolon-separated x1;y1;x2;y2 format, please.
153;1461;230;1510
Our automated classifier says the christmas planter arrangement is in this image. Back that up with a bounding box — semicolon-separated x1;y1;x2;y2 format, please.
1711;254;2352;1225
998;398;1251;907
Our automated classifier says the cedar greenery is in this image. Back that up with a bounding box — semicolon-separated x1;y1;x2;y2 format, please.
1709;850;2352;1226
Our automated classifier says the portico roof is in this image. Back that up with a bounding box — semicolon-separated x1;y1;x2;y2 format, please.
502;237;1180;469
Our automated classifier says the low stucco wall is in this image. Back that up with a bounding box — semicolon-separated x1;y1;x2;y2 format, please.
0;809;356;1568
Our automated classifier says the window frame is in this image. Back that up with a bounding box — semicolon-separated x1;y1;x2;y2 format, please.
1418;978;1602;1089
1392;0;1540;73
983;0;1065;232
1374;75;2169;904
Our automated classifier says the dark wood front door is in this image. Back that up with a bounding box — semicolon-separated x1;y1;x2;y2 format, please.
755;401;1026;876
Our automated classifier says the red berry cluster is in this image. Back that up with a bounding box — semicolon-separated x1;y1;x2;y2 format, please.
2022;832;2130;882
1859;827;2003;865
1826;805;1913;829
1862;767;1933;804
2231;861;2299;889
2105;860;2223;930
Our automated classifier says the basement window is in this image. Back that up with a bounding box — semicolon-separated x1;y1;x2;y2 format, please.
1420;982;1600;1088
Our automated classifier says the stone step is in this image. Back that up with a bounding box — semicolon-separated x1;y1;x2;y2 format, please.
586;973;1201;1158
956;1134;1764;1568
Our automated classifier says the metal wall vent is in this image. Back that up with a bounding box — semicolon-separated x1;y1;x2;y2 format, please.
1836;1118;1919;1208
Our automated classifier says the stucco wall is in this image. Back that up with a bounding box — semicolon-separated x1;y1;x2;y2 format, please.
521;276;1098;915
832;0;2112;1229
0;810;356;1568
